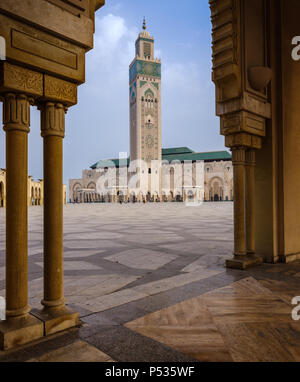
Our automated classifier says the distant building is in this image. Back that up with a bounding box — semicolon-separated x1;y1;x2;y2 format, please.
0;169;67;207
69;21;233;203
69;147;233;203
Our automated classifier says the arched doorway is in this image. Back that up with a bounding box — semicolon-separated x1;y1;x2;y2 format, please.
209;177;224;202
130;192;136;203
146;192;151;202
117;191;124;203
187;190;194;201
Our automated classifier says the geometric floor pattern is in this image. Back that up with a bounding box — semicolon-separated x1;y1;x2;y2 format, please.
126;276;300;362
0;203;299;362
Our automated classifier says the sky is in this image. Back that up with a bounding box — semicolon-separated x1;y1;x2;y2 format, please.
0;0;226;189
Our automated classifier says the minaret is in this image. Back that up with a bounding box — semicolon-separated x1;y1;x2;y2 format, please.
129;19;162;171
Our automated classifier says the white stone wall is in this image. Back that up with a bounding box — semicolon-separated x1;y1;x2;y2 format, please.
69;159;233;203
204;160;233;201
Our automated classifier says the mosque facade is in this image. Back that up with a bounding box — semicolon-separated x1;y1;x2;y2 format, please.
69;21;233;204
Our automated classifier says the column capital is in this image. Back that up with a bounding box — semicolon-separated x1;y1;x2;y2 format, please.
245;149;256;166
40;102;67;138
3;93;33;133
231;147;246;165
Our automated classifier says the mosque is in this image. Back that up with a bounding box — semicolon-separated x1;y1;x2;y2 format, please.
69;20;233;204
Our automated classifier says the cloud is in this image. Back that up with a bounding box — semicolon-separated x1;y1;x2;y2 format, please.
64;12;222;183
161;59;221;150
87;14;138;78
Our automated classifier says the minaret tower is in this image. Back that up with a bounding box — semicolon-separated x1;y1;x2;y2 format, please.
129;19;162;172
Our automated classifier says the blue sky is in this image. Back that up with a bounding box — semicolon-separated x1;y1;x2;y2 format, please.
0;0;226;188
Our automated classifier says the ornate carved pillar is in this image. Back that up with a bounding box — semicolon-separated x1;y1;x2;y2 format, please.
245;149;256;254
41;102;65;309
0;93;43;350
4;94;30;318
210;0;271;269
231;147;247;256
31;101;78;335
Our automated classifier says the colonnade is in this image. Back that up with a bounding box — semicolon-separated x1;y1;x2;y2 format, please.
0;94;77;350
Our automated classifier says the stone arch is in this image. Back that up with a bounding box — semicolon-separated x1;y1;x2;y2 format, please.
187;189;195;201
145;90;154;109
145;88;154;98
73;182;82;203
130;191;136;203
87;182;96;190
175;190;182;202
209;176;224;202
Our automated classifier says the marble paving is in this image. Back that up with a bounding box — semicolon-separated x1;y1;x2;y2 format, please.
0;203;299;362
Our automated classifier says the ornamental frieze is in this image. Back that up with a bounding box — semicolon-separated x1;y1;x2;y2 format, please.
0;62;43;96
44;75;77;106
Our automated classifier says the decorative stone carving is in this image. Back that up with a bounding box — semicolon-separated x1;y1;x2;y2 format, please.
3;93;33;133
210;0;241;103
231;147;246;165
224;132;262;150
210;0;270;147
44;75;77;106
221;111;266;137
40;102;66;138
248;66;272;92
130;60;161;84
0;62;43;96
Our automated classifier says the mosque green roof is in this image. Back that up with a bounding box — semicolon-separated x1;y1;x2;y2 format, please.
90;158;130;169
90;148;231;169
162;150;232;162
162;147;194;155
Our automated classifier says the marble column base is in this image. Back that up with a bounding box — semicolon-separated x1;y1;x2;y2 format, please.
226;254;263;270
279;252;300;264
0;314;44;350
31;306;79;336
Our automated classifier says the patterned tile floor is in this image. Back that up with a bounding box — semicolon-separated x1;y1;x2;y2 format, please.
0;203;299;362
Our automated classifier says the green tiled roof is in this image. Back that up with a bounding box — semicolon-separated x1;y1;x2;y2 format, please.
162;150;232;163
90;158;130;169
162;147;194;155
90;148;231;169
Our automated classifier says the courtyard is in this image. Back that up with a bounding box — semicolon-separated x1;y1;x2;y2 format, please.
0;203;300;362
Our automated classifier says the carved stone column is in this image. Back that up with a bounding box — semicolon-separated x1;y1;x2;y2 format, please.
31;102;78;335
245;149;256;254
210;0;271;269
231;147;247;256
226;143;262;270
0;93;43;350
